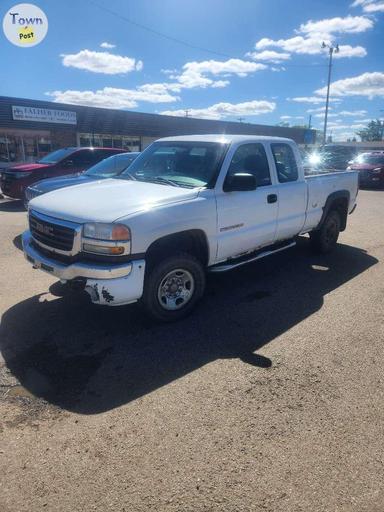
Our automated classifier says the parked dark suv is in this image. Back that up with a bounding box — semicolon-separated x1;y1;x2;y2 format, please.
347;151;384;188
0;147;125;200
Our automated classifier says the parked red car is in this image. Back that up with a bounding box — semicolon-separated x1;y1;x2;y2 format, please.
347;151;384;189
0;147;125;200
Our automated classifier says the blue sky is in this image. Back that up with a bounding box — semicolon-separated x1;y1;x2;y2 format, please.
1;0;384;140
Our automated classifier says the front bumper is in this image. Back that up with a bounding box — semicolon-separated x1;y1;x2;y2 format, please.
22;230;146;305
359;172;384;187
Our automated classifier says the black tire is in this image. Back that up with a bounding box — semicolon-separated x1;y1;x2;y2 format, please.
140;252;206;322
310;210;341;254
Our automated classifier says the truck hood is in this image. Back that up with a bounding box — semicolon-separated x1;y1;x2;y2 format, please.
29;178;201;223
7;162;51;172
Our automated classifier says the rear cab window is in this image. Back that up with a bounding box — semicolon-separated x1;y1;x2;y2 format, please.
271;143;298;183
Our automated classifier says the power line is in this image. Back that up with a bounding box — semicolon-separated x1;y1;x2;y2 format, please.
88;1;330;67
89;0;231;58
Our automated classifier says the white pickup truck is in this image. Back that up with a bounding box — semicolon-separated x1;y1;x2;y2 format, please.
23;135;358;321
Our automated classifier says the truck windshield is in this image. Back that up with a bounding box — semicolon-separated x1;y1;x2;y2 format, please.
118;142;228;188
37;148;76;164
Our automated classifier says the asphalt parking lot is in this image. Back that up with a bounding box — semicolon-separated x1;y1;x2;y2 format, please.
0;190;383;512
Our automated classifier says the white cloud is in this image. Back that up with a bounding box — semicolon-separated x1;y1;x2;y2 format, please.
333;45;367;58
307;106;329;113
298;15;373;34
351;0;384;13
52;56;268;109
314;112;338;118
254;15;370;58
161;100;276;120
61;50;143;75
161;68;177;75
289;96;341;104
280;115;305;120
327;124;350;130
316;72;384;98
174;59;266;88
270;66;286;72
255;36;322;55
100;42;116;49
246;50;291;63
182;59;266;77
326;122;367;130
47;86;179;109
338;109;367;116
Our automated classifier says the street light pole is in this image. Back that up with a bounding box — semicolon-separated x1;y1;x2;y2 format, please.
322;42;339;145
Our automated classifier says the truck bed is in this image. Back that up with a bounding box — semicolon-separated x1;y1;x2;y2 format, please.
303;170;359;233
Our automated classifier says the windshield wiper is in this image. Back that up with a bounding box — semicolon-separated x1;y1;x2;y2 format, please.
144;176;182;187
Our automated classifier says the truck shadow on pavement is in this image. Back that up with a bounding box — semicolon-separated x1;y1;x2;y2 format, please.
0;199;25;212
0;239;378;414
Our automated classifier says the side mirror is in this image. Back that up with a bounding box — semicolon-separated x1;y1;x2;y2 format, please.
64;159;74;167
224;172;257;192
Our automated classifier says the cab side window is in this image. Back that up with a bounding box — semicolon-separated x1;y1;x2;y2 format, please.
271;143;298;183
225;143;271;187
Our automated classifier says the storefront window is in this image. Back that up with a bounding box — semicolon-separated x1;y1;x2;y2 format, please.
102;138;113;147
78;133;141;152
0;130;52;163
79;134;92;146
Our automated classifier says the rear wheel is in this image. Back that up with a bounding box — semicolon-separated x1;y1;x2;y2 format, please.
141;252;206;322
310;210;341;254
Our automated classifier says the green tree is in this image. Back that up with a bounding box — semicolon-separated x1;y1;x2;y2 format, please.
356;119;384;142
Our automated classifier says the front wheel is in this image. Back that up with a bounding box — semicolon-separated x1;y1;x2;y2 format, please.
310;210;341;254
140;252;206;322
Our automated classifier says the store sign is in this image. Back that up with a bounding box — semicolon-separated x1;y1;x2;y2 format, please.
12;105;77;125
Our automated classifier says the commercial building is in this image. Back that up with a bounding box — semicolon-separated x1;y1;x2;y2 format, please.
0;96;316;164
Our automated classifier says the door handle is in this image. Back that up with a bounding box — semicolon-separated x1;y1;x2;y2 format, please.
267;194;278;204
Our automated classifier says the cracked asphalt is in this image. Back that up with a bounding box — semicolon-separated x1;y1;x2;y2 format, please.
0;190;383;511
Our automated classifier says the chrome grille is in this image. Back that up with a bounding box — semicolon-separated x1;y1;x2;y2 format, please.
29;212;76;252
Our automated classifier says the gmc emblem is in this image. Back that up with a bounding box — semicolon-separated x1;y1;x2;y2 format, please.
35;222;53;235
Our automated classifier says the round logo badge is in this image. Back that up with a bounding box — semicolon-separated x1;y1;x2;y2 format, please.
3;3;48;47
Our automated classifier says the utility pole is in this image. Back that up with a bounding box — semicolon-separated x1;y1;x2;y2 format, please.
321;42;339;145
308;114;312;129
237;117;244;123
184;109;190;118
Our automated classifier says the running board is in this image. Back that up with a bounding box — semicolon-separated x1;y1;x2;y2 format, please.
210;241;296;272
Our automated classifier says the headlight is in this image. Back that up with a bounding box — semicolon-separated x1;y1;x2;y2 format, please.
25;187;41;199
11;171;33;179
82;223;131;256
372;168;382;173
83;223;130;241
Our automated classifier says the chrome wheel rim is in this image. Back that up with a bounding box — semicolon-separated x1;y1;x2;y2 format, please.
157;268;195;311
